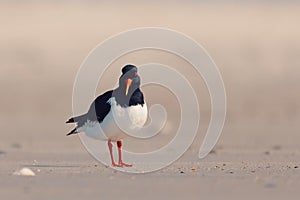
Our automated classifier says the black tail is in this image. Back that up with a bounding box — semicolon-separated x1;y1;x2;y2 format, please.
66;114;86;123
66;128;78;136
66;114;86;136
66;118;75;123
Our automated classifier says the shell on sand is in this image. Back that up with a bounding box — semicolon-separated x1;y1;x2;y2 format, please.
13;168;36;176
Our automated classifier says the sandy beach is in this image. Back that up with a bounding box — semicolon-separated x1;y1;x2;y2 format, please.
1;1;300;199
2;147;300;200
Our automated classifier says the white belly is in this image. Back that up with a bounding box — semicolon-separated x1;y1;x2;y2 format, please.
78;97;147;141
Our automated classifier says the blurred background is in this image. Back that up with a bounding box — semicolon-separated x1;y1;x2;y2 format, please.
1;1;300;154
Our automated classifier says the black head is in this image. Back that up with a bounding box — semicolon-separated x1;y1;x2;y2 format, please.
113;64;144;107
122;64;137;75
119;64;140;96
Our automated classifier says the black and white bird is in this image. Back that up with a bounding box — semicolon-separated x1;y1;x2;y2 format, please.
66;65;147;167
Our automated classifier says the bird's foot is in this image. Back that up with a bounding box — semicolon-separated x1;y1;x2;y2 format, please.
111;162;122;167
111;161;132;167
119;161;132;167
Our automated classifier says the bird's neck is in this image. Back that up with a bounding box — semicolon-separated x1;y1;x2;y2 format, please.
113;87;144;107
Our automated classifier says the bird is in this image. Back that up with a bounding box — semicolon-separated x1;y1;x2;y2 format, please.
66;64;147;167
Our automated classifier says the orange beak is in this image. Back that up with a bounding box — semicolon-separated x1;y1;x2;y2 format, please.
125;78;132;96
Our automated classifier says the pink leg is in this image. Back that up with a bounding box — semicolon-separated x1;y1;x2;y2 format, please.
117;141;132;167
107;140;120;167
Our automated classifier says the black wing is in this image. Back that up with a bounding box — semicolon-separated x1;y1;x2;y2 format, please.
87;90;113;123
66;90;113;128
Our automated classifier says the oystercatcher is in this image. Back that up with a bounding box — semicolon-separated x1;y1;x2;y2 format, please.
66;65;147;167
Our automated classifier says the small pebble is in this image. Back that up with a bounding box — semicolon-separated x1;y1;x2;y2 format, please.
264;183;276;189
180;171;184;174
294;166;299;169
272;145;281;150
210;150;217;154
13;168;35;176
0;150;6;155
11;143;22;149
